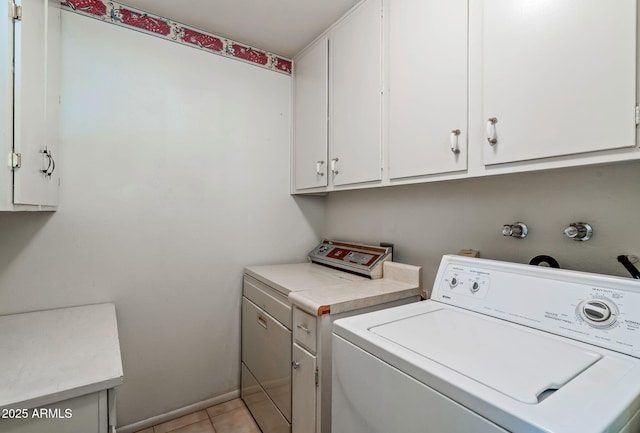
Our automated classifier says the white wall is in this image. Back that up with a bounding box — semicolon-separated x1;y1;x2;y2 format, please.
0;12;324;426
3;7;639;430
324;162;640;288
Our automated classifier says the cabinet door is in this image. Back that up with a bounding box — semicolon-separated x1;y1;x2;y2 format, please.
329;0;382;186
292;343;316;433
481;0;637;165
388;0;468;179
294;38;328;190
13;0;60;206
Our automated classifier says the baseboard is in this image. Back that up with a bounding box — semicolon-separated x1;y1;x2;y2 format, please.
116;390;240;433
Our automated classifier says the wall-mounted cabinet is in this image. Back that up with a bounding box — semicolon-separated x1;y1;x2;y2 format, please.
329;0;382;187
0;0;60;211
479;0;637;166
293;38;328;191
292;0;382;193
387;0;468;180
291;0;640;194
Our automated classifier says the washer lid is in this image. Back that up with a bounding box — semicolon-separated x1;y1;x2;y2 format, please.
370;308;602;404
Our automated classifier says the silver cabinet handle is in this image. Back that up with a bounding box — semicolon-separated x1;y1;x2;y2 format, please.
292;361;300;369
330;157;339;175
487;117;498;145
316;160;325;176
296;323;311;334
450;129;461;154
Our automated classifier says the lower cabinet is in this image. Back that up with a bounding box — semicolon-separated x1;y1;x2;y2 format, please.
291;297;420;433
292;343;317;433
0;390;113;433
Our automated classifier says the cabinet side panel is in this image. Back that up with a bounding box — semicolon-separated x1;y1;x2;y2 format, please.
43;0;61;205
0;0;14;208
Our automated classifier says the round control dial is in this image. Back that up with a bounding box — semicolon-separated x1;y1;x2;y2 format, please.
449;277;459;288
577;298;618;328
470;281;480;293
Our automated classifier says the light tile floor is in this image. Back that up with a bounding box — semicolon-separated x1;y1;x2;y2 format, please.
134;398;261;433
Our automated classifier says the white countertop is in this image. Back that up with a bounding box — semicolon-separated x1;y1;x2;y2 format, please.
245;262;365;296
288;262;422;316
0;303;124;410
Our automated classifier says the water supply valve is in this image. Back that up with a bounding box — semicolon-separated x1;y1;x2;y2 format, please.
563;222;592;241
502;222;528;239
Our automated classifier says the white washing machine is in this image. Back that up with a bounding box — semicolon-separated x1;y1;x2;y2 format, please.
332;255;640;433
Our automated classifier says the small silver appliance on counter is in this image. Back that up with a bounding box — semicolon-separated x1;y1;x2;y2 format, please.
307;240;392;279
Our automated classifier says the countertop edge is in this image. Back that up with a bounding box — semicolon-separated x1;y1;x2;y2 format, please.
0;376;124;411
289;281;422;316
327;287;422;316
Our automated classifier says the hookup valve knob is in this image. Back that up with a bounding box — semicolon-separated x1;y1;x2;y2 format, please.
502;222;528;239
564;222;592;241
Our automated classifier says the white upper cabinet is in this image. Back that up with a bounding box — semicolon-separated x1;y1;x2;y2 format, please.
329;0;383;186
479;0;637;165
387;0;468;179
292;0;640;194
293;38;328;190
1;0;60;210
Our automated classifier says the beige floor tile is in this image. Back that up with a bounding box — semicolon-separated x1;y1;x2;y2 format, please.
134;429;154;433
153;410;209;433
162;419;215;433
206;398;245;418
211;407;261;433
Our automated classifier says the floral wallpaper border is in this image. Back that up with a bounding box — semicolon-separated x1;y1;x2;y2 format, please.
61;0;293;75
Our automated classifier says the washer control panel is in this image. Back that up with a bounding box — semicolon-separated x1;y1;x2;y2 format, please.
442;268;490;299
432;256;640;358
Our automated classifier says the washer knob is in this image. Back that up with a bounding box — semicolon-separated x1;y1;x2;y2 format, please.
470;281;480;293
449;277;459;288
578;299;617;328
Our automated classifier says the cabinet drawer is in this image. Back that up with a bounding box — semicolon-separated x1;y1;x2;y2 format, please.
293;308;317;353
242;364;291;433
244;275;292;329
242;298;292;421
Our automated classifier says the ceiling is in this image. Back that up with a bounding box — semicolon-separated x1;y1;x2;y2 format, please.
120;0;361;58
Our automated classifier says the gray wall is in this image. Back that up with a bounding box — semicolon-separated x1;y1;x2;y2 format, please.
324;162;640;288
0;12;323;427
